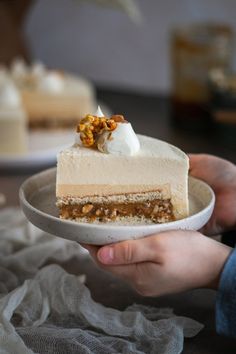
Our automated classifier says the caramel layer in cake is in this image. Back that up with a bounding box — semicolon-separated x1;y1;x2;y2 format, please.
57;191;174;223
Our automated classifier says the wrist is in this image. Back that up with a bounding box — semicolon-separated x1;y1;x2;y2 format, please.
207;243;232;290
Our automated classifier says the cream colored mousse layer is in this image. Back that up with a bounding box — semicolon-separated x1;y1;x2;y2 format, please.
56;135;189;220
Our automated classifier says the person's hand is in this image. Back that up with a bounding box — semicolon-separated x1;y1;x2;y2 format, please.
83;231;231;297
189;154;236;235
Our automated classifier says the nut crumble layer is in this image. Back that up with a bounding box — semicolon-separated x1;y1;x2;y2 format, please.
58;198;174;223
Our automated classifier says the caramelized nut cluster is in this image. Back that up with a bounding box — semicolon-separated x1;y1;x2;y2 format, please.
76;114;126;147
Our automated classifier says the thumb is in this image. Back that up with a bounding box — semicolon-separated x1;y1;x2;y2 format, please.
97;235;160;265
188;154;205;179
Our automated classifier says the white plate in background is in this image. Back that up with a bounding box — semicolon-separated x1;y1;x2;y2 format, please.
0;130;74;170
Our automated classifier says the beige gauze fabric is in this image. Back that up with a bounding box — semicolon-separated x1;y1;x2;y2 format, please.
0;208;203;354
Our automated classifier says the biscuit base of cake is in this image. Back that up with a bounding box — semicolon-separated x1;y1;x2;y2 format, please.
56;190;175;224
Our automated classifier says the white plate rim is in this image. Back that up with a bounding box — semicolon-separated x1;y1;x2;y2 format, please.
19;167;215;234
0;132;74;169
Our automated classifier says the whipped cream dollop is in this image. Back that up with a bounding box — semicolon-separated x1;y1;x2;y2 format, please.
95;105;104;117
11;58;28;81
97;121;140;156
37;72;64;93
96;106;140;156
31;61;46;79
0;79;21;107
75;106;140;156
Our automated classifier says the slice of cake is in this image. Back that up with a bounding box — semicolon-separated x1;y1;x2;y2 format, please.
0;76;27;155
56;108;189;224
10;59;96;129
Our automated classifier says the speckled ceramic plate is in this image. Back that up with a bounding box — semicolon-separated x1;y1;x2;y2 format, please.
19;168;215;245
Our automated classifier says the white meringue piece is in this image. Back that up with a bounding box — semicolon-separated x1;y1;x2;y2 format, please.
11;58;28;80
31;61;46;79
37;72;64;93
0;80;21;107
95;105;105;117
97;122;140;156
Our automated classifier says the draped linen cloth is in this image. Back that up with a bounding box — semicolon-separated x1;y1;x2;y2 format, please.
0;208;203;354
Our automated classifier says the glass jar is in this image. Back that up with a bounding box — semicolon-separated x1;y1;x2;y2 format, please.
209;68;236;147
170;23;233;131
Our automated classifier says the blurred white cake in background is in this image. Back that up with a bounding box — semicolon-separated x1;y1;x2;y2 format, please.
0;59;96;157
10;59;96;129
0;75;27;155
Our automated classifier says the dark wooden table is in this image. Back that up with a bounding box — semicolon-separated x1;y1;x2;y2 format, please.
1;89;236;353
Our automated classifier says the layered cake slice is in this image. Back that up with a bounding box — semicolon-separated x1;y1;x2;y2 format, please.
56;108;189;224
